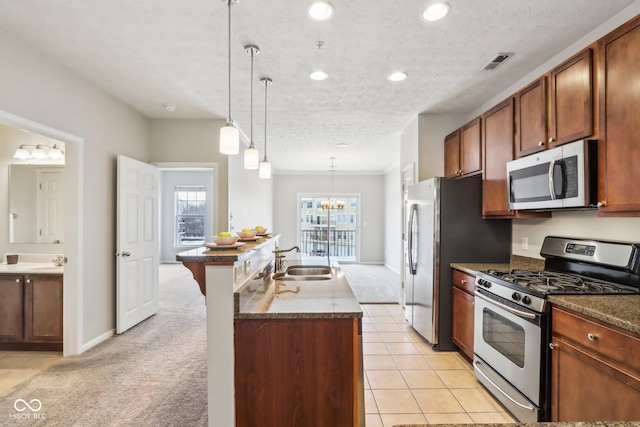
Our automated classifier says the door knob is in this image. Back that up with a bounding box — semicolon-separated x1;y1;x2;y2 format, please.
122;252;131;257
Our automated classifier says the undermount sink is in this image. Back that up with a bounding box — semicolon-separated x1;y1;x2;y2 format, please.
273;265;333;281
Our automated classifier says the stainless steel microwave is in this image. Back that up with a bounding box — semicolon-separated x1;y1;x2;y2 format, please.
507;139;597;210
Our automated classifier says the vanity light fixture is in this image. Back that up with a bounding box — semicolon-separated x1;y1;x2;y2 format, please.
259;78;273;179
244;45;260;169
13;144;65;160
387;71;408;82
309;70;329;81
307;1;335;21
422;2;451;21
219;0;240;155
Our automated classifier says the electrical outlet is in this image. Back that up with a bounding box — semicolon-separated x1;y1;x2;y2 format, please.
521;237;529;250
234;264;243;283
244;259;251;276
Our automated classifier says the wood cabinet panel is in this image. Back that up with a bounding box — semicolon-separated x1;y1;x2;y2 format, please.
452;269;475;295
444;130;461;178
598;15;640;215
551;306;640;421
515;77;547;157
452;286;474;361
461;118;482;176
26;275;63;342
0;275;25;341
235;318;359;427
482;98;516;217
549;48;594;147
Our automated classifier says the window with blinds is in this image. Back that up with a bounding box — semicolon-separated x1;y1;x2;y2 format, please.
175;185;206;246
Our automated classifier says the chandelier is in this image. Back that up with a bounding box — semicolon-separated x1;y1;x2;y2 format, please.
321;157;344;210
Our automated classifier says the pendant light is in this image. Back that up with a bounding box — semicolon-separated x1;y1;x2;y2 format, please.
219;0;240;155
243;45;260;169
259;78;273;179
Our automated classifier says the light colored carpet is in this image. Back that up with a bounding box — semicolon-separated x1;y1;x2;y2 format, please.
0;264;207;427
339;263;401;304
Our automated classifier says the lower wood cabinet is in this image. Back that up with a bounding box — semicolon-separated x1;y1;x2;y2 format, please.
0;273;63;351
550;306;640;421
234;317;362;427
452;269;475;361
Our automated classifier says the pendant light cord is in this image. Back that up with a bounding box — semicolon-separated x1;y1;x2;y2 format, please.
250;49;254;147
227;0;232;125
263;80;268;161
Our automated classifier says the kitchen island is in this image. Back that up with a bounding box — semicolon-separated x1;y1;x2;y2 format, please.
177;240;364;427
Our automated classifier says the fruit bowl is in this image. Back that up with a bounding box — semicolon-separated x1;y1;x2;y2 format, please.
253;228;268;236
237;230;257;239
212;236;238;245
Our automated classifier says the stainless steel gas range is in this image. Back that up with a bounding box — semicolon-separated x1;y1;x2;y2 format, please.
472;236;640;422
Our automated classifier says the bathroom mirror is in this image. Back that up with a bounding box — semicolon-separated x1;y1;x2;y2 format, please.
9;164;64;244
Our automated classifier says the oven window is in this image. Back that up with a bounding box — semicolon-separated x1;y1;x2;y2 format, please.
482;308;525;368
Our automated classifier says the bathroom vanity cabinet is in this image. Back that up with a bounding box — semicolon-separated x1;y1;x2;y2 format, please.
0;273;63;350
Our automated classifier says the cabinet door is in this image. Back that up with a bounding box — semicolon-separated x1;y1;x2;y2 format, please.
549;48;593;147
461;117;481;176
452;286;474;361
482;98;515;217
444;130;461;178
598;16;640;215
25;275;63;343
515;77;547;157
0;275;25;341
550;336;640;421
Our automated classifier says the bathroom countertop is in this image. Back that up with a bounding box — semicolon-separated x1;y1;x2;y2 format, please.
0;262;64;274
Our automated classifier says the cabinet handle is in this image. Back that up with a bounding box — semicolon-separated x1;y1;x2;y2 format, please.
548;137;555;143
597;201;607;208
549;342;556;350
538;141;544;146
15;278;21;283
26;279;31;283
587;333;597;341
461;279;466;284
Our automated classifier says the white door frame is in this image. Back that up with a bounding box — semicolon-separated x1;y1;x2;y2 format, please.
0;109;84;356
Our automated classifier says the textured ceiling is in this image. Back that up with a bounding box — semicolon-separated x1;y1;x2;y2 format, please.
0;0;635;172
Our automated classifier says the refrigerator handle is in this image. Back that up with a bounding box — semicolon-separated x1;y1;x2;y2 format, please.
408;203;418;275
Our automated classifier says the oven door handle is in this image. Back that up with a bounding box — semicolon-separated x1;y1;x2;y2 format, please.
474;290;537;320
473;360;537;412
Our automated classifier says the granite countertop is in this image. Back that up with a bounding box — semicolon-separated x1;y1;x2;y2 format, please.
175;234;277;264
0;262;64;275
234;265;362;320
548;294;640;335
393;423;640;427
451;255;546;276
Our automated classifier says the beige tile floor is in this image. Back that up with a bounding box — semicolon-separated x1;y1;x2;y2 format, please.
361;303;517;427
0;351;62;394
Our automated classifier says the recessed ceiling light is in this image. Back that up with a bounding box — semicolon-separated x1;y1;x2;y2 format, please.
164;104;176;112
307;1;335;21
336;143;349;148
387;72;408;82
309;70;329;81
422;2;451;21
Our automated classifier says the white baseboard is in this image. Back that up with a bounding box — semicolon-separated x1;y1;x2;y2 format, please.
384;263;401;275
80;328;115;353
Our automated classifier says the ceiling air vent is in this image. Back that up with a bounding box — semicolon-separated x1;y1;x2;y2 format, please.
482;52;514;71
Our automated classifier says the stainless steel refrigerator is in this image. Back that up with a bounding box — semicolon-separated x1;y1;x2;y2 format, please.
405;177;511;350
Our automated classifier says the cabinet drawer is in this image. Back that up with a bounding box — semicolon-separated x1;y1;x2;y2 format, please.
452;270;475;294
552;306;640;375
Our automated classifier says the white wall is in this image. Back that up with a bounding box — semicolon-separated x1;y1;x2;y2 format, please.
0;27;151;349
417;114;466;180
159;169;214;263
227;151;274;235
384;166;402;274
274;173;385;264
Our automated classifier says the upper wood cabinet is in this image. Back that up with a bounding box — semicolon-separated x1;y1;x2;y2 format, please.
597;15;640;215
549;48;594;147
515;77;548;157
482;98;515;217
445;117;482;178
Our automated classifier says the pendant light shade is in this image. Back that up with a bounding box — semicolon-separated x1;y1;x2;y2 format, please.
244;45;260;169
259;77;273;179
219;0;239;155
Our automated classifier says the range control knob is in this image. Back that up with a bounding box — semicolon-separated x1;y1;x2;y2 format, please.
522;296;532;305
512;292;521;301
478;279;492;288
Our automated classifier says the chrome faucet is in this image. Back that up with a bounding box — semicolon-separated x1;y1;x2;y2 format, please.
273;246;300;273
52;255;66;266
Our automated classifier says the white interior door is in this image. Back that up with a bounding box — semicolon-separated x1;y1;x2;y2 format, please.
116;155;159;334
37;169;64;244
